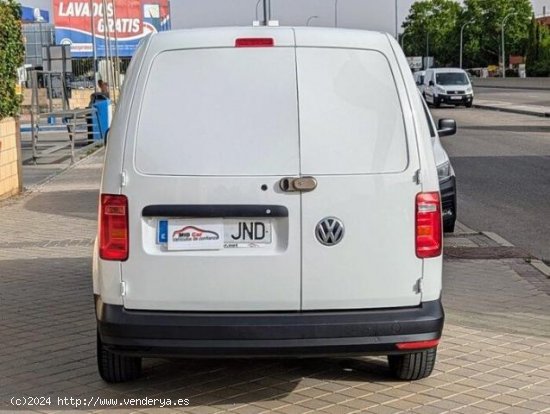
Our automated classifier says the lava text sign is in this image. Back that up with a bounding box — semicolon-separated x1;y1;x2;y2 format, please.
53;0;171;58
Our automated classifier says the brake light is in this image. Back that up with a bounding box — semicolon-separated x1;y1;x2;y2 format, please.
396;339;440;350
416;192;442;258
99;194;129;261
235;37;274;47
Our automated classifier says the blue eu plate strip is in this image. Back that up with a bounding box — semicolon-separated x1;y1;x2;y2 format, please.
158;220;168;244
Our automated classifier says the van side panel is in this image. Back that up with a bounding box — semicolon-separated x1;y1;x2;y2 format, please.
386;35;442;302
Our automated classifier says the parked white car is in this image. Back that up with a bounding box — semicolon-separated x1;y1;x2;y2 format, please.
424;68;474;108
93;27;454;383
420;96;458;232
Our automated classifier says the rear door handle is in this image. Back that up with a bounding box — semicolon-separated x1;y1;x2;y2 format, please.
279;177;317;192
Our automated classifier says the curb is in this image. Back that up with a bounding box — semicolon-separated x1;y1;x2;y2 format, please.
482;231;515;247
529;260;550;279
473;103;550;118
473;84;550;91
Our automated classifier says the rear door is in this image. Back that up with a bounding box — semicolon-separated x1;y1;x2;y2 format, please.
121;36;302;311
296;47;423;310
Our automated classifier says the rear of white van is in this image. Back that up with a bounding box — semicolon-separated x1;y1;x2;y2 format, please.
94;27;444;382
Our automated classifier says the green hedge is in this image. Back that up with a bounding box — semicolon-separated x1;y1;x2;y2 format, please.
0;0;24;119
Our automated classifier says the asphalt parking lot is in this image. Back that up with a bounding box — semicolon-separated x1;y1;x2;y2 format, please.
1;150;549;413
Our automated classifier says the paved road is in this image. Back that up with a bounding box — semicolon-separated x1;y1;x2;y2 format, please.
474;87;550;107
432;107;550;262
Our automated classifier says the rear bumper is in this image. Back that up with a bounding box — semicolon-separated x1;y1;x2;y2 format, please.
96;296;444;357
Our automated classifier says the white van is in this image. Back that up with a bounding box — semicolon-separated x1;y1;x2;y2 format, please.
94;27;453;383
424;68;474;108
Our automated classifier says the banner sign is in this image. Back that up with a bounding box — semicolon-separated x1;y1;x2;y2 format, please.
406;56;423;70
53;0;171;58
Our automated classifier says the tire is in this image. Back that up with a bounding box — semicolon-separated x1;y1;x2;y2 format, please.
388;347;437;380
465;101;473;108
97;331;142;383
444;219;456;233
434;99;441;108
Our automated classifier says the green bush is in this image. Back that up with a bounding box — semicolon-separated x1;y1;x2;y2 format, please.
527;59;550;77
0;0;24;119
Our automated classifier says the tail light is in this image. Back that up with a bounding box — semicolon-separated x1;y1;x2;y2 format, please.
235;37;274;47
396;339;440;350
416;192;442;258
99;194;129;261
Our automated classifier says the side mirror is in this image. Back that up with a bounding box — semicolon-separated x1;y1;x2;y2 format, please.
429;80;434;86
438;119;457;137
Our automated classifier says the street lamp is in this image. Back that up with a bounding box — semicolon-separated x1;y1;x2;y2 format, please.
459;20;474;69
501;12;517;78
334;0;338;27
395;0;399;39
255;0;261;21
306;15;319;26
255;0;271;25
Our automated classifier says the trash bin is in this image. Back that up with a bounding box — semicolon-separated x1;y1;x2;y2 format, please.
87;93;112;141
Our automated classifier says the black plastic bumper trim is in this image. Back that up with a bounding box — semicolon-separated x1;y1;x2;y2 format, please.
440;176;457;222
96;297;444;357
142;205;288;218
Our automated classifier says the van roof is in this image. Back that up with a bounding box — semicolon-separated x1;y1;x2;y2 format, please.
427;68;467;73
145;26;394;51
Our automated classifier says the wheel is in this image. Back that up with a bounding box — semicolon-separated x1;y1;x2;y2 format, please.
444;219;456;233
465;101;473;108
434;99;441;108
388;347;437;380
97;331;142;383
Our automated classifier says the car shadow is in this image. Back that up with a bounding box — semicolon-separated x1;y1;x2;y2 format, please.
23;190;98;221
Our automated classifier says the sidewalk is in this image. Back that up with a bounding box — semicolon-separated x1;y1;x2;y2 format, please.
474;99;550;118
0;152;549;413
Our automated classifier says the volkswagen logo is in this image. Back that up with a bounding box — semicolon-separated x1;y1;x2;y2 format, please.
315;217;345;246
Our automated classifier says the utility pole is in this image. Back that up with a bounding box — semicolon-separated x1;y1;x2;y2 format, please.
425;30;430;69
261;0;270;25
89;0;98;92
501;12;517;79
334;0;338;27
395;0;398;38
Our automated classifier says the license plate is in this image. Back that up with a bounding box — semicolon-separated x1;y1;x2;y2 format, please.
450;96;462;100
158;219;272;250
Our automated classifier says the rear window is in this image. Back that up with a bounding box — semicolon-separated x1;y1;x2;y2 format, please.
135;48;299;176
296;48;408;175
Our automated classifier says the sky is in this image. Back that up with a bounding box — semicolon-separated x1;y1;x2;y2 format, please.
24;0;550;35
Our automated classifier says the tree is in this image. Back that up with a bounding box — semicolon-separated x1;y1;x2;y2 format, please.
401;0;462;67
462;0;532;68
0;0;24;119
526;16;550;76
401;0;533;69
